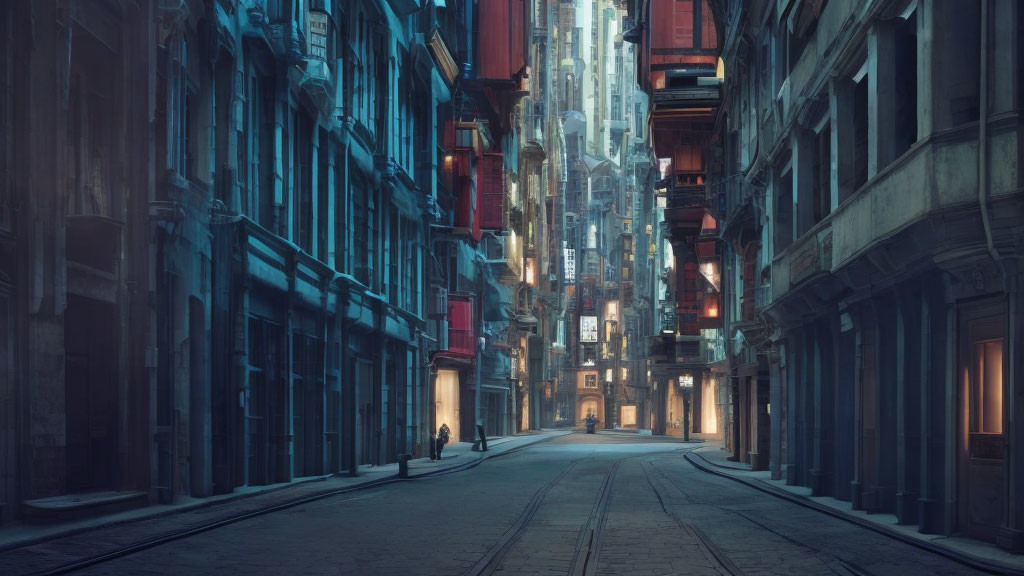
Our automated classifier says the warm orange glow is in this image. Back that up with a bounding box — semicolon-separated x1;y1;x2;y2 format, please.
443;153;454;171
707;306;718;317
435;370;460;442
652;70;666;90
975;340;1004;434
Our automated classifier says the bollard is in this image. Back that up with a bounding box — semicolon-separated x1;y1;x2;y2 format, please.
398;453;413;478
477;425;488;452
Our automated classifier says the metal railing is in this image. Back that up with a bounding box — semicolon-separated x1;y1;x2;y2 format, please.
448;329;475;357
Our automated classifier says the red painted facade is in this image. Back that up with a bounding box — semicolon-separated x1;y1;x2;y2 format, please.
447;294;475;357
477;0;526;81
480;153;505;230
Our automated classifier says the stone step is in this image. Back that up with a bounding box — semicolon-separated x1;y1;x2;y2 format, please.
22;491;148;524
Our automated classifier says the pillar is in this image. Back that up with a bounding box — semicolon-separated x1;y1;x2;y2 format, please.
998;259;1024;551
851;310;865;510
896;285;922;524
769;345;784;480
810;325;825;495
786;334;799;485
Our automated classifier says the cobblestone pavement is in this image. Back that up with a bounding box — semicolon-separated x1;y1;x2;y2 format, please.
13;433;990;575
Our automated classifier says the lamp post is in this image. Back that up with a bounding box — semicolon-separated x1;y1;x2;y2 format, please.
679;372;693;442
476;334;485;446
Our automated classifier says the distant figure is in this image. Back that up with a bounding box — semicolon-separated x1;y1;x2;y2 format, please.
585;413;597;434
429;430;438;460
436;423;451;459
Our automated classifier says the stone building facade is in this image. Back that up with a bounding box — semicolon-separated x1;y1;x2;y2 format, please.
1;0;562;524
711;0;1024;552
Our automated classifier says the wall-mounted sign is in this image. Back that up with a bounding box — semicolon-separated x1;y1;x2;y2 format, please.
308;12;329;60
564;247;576;284
580;315;598;343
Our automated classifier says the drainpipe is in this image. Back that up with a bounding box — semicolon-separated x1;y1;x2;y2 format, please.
463;0;473;80
978;0;1002;274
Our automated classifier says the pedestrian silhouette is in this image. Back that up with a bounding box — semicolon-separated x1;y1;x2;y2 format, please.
436;423;451;460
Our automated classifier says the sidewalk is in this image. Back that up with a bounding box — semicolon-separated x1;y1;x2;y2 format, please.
687;440;1024;576
0;429;571;562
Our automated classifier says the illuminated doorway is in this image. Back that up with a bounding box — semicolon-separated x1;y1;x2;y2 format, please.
435;370;460;443
957;299;1005;542
702;377;718;434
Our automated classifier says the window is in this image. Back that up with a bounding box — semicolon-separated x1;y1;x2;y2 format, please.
317;127;330;261
584;374;598;388
853;76;868;190
352;174;370;284
334;144;346;272
403;221;415;312
774;169;793;253
388;210;400;305
973;340;1004;434
292;111;313;252
813;124;831;225
257;76;275;230
582;344;597;366
169;38;188;177
893;11;918;157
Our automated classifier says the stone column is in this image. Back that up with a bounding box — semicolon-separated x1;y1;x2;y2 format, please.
769;345;784;481
918;277;937;532
786;334;799;485
941;274;957;534
810;325;825;496
998;259;1024;552
896;285;922;524
851;308;865;511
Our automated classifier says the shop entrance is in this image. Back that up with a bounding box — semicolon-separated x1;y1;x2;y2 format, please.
65;295;119;492
957;299;1006;542
435;370;460;444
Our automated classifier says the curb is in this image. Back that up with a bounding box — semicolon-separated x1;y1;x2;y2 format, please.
684;451;1024;576
0;431;569;557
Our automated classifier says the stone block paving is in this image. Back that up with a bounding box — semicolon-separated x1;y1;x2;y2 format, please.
597;459;720;576
0;433;1004;575
649;456;989;576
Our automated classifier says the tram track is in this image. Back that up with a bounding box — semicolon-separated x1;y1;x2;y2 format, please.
647;454;881;576
465;451;651;576
639;458;745;576
9;435;564;576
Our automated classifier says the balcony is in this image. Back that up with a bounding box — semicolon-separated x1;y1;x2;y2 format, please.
771;224;832;301
657;172;706;211
647;335;714;366
484;234;522;284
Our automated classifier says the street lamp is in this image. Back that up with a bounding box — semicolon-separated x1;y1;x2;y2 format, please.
679;372;693;442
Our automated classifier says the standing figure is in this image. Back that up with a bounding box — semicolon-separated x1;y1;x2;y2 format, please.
429;430;438;460
436;423;451;460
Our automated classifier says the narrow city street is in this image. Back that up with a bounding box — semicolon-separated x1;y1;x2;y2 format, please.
11;433;981;576
3;1;1024;573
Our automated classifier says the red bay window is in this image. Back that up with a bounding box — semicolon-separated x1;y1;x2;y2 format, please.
448;294;475;357
677;261;701;335
477;0;526;81
480;153;504;230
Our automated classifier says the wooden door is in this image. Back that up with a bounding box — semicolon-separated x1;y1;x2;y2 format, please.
958;299;1006;541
